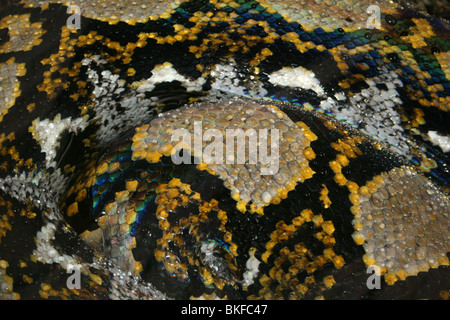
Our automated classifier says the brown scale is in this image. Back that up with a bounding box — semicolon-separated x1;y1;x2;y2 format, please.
130;99;316;215
351;166;450;285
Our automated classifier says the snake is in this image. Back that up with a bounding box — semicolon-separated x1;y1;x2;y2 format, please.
0;0;449;300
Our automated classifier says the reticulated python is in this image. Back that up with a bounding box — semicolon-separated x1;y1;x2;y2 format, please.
0;0;449;300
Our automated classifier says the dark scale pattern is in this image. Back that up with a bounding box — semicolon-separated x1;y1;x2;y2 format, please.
0;0;449;300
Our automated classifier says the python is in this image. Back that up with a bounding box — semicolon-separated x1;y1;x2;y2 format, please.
170;120;280;173
0;0;449;300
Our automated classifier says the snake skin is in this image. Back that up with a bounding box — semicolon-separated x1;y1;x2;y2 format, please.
0;0;449;300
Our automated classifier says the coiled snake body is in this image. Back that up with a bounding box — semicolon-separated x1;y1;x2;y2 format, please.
0;0;449;299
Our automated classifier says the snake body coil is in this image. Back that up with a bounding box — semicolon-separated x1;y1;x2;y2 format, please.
0;0;449;299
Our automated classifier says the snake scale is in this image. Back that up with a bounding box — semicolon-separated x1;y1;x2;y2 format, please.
0;0;449;300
